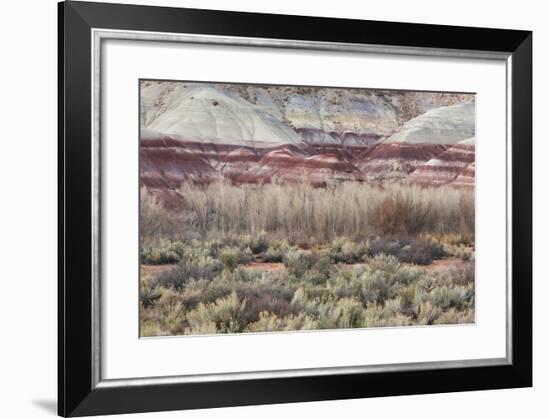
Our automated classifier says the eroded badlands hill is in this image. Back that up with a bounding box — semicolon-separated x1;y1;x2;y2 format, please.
139;82;476;203
237;147;365;186
141;82;472;145
354;102;475;180
409;137;475;186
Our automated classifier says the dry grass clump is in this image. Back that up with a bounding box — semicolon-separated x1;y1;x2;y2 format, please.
140;188;185;240
368;191;431;235
141;182;474;244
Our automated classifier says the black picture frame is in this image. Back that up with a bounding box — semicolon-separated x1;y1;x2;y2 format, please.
58;1;532;416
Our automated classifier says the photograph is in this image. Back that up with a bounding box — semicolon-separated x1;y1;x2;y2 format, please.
139;81;476;336
51;1;534;416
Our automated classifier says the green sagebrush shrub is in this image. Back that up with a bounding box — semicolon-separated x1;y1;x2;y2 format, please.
262;239;292;262
150;256;223;290
185;292;246;334
368;237;446;265
140;240;475;336
329;237;370;264
140;239;186;264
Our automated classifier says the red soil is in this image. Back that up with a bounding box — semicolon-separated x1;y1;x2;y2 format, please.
141;264;177;278
243;262;286;271
422;257;466;272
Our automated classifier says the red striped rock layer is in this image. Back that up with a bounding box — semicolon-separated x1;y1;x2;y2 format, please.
451;163;475;187
236;149;365;186
141;136;248;167
140;146;223;207
140;136;365;206
141;147;221;188
140;134;475;208
409;141;475;186
216;148;261;180
353;143;450;181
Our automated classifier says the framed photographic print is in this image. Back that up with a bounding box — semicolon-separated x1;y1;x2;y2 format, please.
58;1;532;416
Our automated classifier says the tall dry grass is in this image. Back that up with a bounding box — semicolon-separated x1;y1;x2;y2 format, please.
140;188;186;242
141;181;474;244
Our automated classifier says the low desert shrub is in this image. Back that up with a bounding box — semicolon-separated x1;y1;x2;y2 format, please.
360;270;394;304
432;232;473;247
139;231;476;335
283;313;319;331
284;250;312;277
244;311;320;332
203;239;225;258
236;284;295;324
139;283;162;308
186;292;246;333
284;250;333;279
245;311;285;332
242;231;269;255
329;298;365;328
218;247;239;271
443;243;474;261
397;286;417;317
417;302;442;325
434;307;475;324
219;246;252;271
327;255;423;306
291;287;308;310
329;237;370;264
398;240;445;265
458;261;475;285
297;297;365;329
368;254;422;284
428;285;473;310
231;267;264;283
181;278;233;306
183;321;218;335
140;320;162;337
140;239;186;264
368;237;446;265
150;256;223;290
143;287;186;334
263;239;292;262
361;302;413;328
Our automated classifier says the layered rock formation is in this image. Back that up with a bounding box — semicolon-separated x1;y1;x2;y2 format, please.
216;147;261;180
452;163;475;187
140;143;222;207
141;133;247;167
237;147;364;186
354;102;475;180
409;138;475;186
141;81;473;146
354;143;450;180
139;81;476;204
141;146;221;188
142;85;303;147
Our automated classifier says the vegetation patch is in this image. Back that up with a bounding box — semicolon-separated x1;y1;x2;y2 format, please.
139;183;475;336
